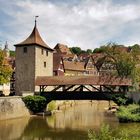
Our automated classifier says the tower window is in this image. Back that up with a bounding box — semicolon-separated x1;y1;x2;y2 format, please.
44;62;46;68
46;50;48;56
23;47;27;53
41;49;44;55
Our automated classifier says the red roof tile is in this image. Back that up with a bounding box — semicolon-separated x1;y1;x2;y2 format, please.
15;24;53;51
63;61;85;71
54;43;72;54
35;75;132;86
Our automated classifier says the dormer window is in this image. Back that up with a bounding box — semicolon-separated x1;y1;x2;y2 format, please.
23;47;27;53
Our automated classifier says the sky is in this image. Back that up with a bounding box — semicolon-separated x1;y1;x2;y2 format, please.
0;0;140;50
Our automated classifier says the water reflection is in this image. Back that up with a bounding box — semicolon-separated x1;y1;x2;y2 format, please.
0;101;140;140
0;117;30;140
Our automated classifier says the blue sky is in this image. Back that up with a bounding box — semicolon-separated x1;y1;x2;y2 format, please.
0;0;140;50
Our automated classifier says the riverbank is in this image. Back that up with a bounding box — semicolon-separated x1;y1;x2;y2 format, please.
0;94;113;120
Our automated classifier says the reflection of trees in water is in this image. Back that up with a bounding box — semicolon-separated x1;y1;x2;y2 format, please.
0;117;30;140
17;117;87;140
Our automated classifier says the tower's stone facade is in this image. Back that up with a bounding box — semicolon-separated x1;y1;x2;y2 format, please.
15;23;53;95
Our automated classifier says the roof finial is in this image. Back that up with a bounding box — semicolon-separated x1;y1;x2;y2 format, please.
35;16;39;27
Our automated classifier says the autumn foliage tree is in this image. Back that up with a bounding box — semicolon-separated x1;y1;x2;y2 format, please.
0;49;12;85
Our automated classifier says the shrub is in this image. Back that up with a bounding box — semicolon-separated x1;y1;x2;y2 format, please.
22;95;47;113
110;94;133;106
47;101;56;111
116;104;140;122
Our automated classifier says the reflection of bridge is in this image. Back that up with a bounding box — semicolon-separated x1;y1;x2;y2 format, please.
35;76;132;102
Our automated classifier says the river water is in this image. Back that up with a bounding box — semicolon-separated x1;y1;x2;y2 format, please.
0;101;140;140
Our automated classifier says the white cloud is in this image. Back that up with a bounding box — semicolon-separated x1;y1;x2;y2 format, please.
0;0;140;50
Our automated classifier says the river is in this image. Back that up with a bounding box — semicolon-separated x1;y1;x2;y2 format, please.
0;101;140;140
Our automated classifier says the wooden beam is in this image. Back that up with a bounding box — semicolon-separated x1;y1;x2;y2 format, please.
51;85;63;92
80;85;84;91
82;85;92;91
89;85;100;91
64;85;75;91
62;85;66;91
74;85;82;91
102;85;114;93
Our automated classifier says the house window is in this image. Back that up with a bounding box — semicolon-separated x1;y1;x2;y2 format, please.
44;62;46;68
23;47;27;53
46;50;48;56
41;49;44;55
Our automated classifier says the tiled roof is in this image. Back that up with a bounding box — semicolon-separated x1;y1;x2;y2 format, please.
91;53;105;63
115;45;131;52
35;75;132;86
15;24;53;51
54;43;72;54
62;54;76;58
63;60;85;71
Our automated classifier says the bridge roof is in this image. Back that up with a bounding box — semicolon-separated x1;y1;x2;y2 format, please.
35;76;132;86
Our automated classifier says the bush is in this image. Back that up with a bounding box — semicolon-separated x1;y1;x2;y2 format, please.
47;101;56;111
110;94;133;106
22;95;47;113
116;104;140;122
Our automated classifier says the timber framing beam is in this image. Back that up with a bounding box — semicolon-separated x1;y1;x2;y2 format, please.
40;85;47;92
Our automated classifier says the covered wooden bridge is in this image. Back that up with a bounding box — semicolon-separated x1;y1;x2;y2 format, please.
35;76;132;102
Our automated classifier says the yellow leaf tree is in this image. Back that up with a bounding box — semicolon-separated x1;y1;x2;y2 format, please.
0;49;12;85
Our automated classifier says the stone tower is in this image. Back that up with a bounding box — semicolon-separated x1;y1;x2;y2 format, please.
3;41;10;58
14;20;54;95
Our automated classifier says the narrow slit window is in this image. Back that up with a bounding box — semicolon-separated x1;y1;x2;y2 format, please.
23;47;27;53
44;62;46;68
46;50;48;56
41;49;44;55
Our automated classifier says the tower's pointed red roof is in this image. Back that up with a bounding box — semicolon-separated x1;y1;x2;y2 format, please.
15;23;53;51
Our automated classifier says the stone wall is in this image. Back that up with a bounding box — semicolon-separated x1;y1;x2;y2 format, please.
0;96;30;120
15;46;35;95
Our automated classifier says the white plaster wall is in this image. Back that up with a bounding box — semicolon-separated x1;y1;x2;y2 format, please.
35;47;53;77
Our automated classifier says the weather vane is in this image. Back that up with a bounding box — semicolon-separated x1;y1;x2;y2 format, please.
35;16;39;26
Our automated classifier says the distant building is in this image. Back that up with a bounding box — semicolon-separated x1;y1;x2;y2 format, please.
54;43;72;54
62;53;78;61
63;61;86;76
53;53;64;76
78;53;90;62
84;56;99;76
14;21;53;95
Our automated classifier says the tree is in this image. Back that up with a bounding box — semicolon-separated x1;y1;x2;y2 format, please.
93;47;106;53
95;43;136;78
86;49;92;54
0;50;12;85
70;47;82;54
115;52;135;78
10;50;15;57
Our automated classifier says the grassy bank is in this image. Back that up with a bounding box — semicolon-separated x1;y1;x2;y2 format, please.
116;104;140;122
